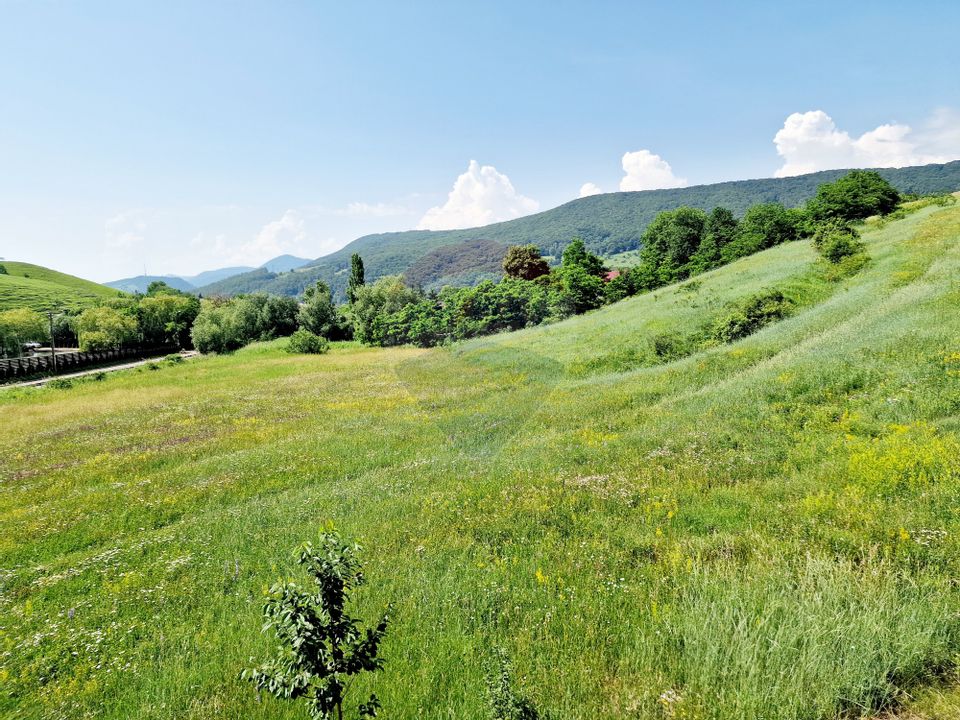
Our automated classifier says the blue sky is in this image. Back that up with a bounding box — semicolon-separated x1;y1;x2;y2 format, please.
1;1;958;281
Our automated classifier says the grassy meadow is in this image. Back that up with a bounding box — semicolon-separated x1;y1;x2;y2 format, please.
3;203;960;719
0;262;121;313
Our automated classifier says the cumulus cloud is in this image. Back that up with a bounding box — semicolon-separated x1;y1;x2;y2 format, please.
417;160;539;231
213;209;310;265
579;182;603;198
619;150;687;191
773;109;960;177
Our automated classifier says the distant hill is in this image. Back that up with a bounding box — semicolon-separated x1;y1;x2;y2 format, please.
403;239;508;291
260;254;310;273
181;266;253;287
105;275;197;294
196;160;960;300
106;257;309;296
0;261;124;312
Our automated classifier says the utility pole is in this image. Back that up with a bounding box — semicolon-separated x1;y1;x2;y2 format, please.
48;311;58;374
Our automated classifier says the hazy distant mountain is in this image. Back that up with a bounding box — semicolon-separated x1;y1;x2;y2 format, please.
106;257;309;296
104;275;196;294
260;254;311;273
181;266;254;287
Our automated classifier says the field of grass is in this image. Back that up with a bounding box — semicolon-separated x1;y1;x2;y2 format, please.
3;203;960;719
0;262;122;312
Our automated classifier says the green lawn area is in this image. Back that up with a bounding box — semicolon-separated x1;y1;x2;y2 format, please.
0;261;122;312
2;204;960;719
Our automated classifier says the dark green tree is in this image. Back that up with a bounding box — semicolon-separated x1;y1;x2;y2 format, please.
561;238;605;276
298;281;338;338
244;530;391;720
723;203;801;262
807;170;901;222
689;207;738;272
502;244;550;280
555;264;605;315
347;254;365;304
636;207;707;287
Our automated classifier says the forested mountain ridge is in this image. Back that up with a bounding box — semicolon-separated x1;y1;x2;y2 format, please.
197;160;960;300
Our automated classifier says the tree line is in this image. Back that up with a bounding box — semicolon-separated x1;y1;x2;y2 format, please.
336;170;909;348
1;170;923;360
0;282;200;358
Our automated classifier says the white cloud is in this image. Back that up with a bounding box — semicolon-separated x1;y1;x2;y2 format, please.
619;150;687;191
773;109;960;177
104;210;149;248
417;160;539;231
579;182;603;198
210;209;310;265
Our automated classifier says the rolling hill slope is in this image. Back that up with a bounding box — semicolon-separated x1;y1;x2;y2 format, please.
3;201;960;718
198;160;960;300
0;261;123;311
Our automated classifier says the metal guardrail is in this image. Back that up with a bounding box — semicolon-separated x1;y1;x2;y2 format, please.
0;346;178;382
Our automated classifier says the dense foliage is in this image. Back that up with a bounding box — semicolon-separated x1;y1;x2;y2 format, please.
76;306;139;351
243;532;390;720
502;245;551;281
195;161;960;300
0;308;48;356
403;239;508;291
190;293;299;354
808;170;901;222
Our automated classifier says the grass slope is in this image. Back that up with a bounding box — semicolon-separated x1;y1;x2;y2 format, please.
3;204;960;719
197;160;960;300
0;261;122;312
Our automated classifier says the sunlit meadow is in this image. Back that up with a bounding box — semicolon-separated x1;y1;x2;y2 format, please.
3;203;960;719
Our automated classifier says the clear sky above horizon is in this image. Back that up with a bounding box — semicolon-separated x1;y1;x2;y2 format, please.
1;0;959;282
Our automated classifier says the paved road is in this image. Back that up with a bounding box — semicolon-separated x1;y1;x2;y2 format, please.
2;351;199;389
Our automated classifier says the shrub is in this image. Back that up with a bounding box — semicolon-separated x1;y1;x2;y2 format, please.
243;531;390;720
0;264;7;274
813;222;866;264
651;331;694;361
47;378;73;390
287;329;330;354
712;289;793;343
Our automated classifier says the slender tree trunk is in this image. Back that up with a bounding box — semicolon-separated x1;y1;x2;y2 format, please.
337;702;343;720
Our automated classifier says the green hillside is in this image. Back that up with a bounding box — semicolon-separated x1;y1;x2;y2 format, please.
3;202;960;718
198;160;960;300
0;261;123;312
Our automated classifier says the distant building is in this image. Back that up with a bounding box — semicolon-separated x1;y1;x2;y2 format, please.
603;270;621;282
